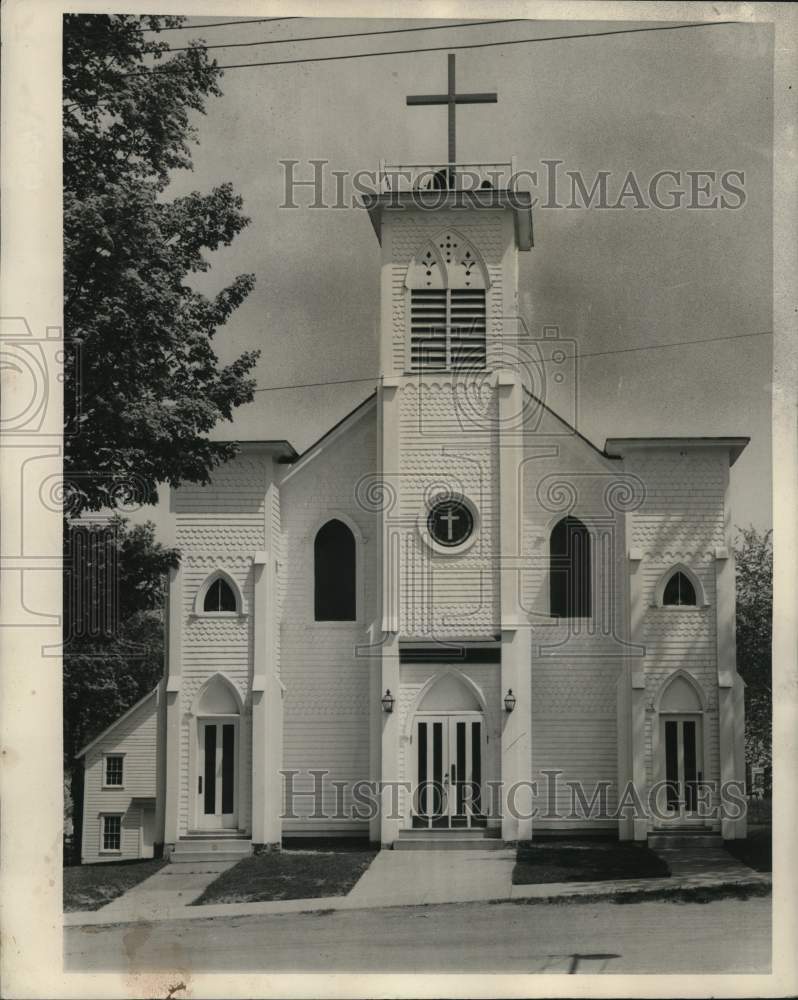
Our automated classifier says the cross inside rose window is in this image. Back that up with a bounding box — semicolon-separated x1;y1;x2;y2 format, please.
427;498;474;548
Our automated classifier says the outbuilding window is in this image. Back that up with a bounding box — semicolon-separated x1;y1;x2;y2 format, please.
101;814;122;852
104;755;124;787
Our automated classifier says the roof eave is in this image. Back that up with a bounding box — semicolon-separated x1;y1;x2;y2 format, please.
362;190;533;250
604;436;751;467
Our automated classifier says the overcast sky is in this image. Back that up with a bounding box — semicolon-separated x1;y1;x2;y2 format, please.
144;15;772;539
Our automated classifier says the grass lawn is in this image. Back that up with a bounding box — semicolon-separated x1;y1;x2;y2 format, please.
63;858;166;912
725;825;772;873
513;837;670;886
193;838;378;906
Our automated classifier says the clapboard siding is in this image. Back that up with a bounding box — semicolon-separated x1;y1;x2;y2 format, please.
626;450;726;791
173;451;269;838
279;407;379;831
81;689;159;863
531;718;619;825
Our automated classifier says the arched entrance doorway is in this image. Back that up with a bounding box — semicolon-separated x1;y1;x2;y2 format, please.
655;672;707;826
411;673;487;830
192;674;241;831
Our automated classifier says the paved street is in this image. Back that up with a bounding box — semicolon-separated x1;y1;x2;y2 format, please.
65;895;771;974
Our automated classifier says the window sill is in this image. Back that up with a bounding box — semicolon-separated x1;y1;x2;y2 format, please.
189;612;248;620
650;604;710;611
309;619;361;629
99;849;122;855
102;785;125;791
403;368;491;377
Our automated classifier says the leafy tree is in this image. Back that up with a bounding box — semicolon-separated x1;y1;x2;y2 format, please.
735;526;772;793
63;517;179;855
63;14;259;514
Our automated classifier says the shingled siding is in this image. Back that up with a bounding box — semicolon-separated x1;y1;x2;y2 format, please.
279;409;380;831
388;210;508;375
627;449;727;792
173;452;270;837
397;380;501;639
81;691;159;863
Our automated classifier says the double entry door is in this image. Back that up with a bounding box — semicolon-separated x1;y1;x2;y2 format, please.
661;714;704;823
196;718;238;830
412;714;485;828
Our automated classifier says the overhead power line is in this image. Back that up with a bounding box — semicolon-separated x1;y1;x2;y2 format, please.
164;19;530;53
142;16;300;31
251;329;771;393
181;20;738;72
125;19;739;76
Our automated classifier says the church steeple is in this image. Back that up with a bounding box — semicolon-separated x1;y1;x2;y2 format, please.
363;55;532;378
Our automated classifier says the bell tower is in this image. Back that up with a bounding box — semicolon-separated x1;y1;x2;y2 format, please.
362;55;534;845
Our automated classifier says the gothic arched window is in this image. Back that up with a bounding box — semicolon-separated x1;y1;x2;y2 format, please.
662;571;697;607
314;519;356;621
405;231;490;373
549;516;591;618
203;576;238;613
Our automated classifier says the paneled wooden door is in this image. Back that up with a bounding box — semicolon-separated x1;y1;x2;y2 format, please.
660;714;704;824
412;714;486;828
197;719;238;830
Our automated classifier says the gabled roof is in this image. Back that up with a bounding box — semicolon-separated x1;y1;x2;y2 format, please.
76;687;158;759
277;391;377;482
521;386;620;462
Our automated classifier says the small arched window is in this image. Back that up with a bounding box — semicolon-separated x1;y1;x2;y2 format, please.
314;519;356;621
203;576;238;613
662;571;697;607
549;516;591;618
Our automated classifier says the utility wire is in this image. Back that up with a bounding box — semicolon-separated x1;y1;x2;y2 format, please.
155;20;738;72
251;329;771;393
142;17;300;31
164;19;530;53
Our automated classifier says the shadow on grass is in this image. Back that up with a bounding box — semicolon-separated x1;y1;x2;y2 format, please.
63;858;167;912
725;826;771;873
193;839;378;906
513;836;670;886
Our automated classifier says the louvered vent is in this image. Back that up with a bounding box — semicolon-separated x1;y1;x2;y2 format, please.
409;289;486;372
449;289;486;370
410;290;447;372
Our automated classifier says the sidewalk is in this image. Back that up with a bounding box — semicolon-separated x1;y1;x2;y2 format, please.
64;848;770;927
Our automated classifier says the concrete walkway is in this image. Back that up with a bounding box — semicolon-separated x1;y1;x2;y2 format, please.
76;859;235;924
64;848;770;928
653;844;756;879
345;847;516;907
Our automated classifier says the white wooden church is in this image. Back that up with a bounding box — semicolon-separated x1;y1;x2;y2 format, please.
78;58;748;863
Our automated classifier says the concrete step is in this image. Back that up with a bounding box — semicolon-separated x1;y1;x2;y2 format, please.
172;837;252;864
170;850;250;864
648;831;723;850
401;827;500;841
394;838;507;851
394;828;505;851
183;830;249;840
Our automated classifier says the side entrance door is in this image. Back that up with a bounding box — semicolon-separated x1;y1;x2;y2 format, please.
660;714;704;824
412;714;485;828
197;719;238;830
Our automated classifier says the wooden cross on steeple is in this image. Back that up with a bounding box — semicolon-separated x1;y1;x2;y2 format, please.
406;54;498;182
